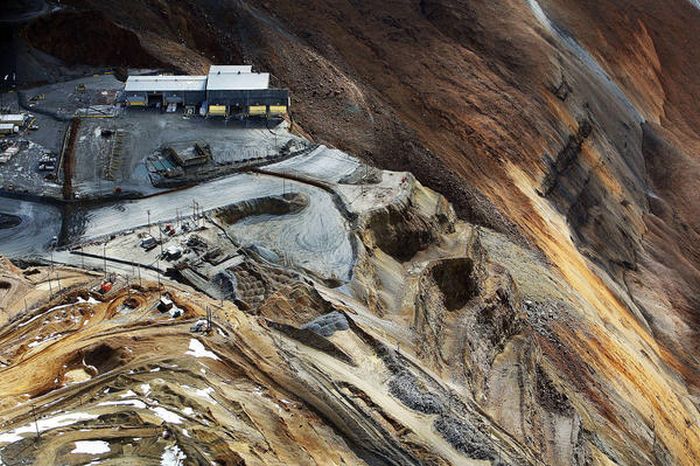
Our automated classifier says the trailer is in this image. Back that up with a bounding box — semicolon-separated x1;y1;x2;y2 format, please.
0;114;25;126
0;124;18;135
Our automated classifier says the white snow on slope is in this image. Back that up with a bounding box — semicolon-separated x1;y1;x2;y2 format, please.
185;339;220;360
0;412;98;444
71;440;110;455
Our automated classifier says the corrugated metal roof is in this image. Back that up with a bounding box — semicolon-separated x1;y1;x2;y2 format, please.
207;72;270;91
125;75;207;92
209;65;253;74
124;66;272;94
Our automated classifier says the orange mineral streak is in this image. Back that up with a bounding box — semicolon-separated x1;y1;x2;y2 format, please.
505;162;700;465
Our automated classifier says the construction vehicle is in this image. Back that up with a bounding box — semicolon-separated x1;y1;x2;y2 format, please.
139;235;158;251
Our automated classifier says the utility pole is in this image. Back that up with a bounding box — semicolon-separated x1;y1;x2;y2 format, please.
137;265;142;287
147;210;151;234
103;243;107;277
159;224;164;258
156;259;162;298
49;249;58;292
51;248;61;291
31;405;40;440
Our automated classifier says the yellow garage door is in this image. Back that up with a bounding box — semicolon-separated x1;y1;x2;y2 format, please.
208;105;227;116
248;105;267;116
268;105;287;115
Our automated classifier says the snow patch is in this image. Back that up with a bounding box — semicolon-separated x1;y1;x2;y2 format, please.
77;296;102;305
0;412;98;444
161;444;187;466
196;387;215;401
153;407;183;424
526;0;553;32
185;339;220;360
118;390;138;398
71;440;110;455
97;399;147;409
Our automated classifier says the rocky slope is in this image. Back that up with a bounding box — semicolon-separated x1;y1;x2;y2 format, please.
0;163;697;465
0;168;685;465
1;0;699;465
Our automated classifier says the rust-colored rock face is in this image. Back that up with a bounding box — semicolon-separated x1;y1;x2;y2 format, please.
4;0;699;464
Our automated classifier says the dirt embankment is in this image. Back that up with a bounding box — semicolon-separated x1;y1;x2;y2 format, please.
215;192;309;225
23;10;164;68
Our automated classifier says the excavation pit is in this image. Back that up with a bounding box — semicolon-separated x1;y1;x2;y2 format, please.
216;192;309;225
431;258;478;311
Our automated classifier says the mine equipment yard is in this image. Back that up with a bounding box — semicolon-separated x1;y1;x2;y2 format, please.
0;68;406;293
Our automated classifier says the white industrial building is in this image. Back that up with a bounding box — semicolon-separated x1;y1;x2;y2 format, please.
124;65;288;117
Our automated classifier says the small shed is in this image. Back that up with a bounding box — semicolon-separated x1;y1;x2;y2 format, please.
164;141;211;168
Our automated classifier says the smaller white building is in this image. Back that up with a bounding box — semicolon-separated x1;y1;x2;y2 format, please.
0;114;25;125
